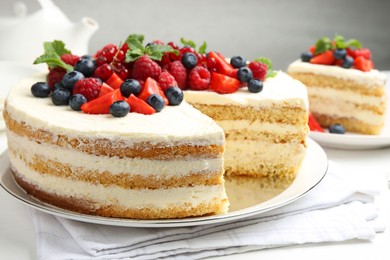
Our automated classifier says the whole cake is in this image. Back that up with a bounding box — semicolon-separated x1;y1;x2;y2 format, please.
287;35;387;134
3;34;309;219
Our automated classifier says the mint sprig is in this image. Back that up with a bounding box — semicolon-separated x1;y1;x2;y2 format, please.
125;34;178;62
314;34;363;55
180;37;207;54
33;40;73;72
254;57;277;79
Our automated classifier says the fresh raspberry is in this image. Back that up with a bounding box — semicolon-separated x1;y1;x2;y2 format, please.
94;44;118;64
72;78;102;101
158;71;178;91
187;66;211;90
167;61;187;89
131;55;162;81
60;54;80;66
248;61;267;81
47;67;67;89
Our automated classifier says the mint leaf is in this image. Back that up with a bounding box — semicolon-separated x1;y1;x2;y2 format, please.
198;41;207;54
266;70;278;79
315;37;333;54
33;40;73;72
125;34;145;52
125;49;144;62
346;39;362;49
334;34;347;49
180;37;196;49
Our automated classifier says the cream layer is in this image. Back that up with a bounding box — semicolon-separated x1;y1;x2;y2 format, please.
287;60;387;87
9;152;227;209
184;72;308;109
309;97;385;125
308;86;386;107
5;73;224;147
8;131;222;177
224;140;306;167
217;120;307;135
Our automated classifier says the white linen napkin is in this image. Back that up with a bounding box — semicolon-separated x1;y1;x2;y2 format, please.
31;162;387;260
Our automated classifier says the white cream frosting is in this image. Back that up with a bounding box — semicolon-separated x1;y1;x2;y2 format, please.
287;60;387;87
184;71;309;110
9;151;227;209
8;132;223;177
5;73;224;146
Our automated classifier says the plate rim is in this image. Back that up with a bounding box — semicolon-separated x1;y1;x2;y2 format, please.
0;138;328;227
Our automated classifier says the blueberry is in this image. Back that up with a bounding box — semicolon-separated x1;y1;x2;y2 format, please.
301;51;313;62
53;81;65;91
81;54;93;60
120;79;141;97
237;67;253;83
51;88;71;106
69;94;87;111
181;53;198;69
31;82;50;98
165;86;183;106
333;48;347;59
146;94;165;112
329;124;346;134
247;79;263;93
110;100;130;117
61;71;84;91
74;58;96;77
230;56;246;68
342;56;354;69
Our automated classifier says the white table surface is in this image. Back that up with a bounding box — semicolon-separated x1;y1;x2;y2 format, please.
1;72;390;260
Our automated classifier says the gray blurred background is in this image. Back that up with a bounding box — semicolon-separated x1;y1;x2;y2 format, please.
1;0;389;70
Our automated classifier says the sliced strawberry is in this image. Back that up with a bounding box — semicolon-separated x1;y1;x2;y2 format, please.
127;94;156;115
308;113;324;132
335;59;343;67
210;72;240;94
208;51;235;76
309;45;316;54
98;82;114;97
346;47;371;60
105;72;123;89
310;50;335;65
353;56;374;72
138;77;169;105
81;89;124;114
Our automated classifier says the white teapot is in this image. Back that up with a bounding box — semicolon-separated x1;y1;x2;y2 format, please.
0;0;99;63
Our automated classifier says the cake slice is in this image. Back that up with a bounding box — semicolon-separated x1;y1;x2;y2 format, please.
287;35;387;134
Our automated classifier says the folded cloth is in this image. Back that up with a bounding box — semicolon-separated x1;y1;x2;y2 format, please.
32;161;387;260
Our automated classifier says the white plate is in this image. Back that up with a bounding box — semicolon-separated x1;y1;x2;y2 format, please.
0;138;327;227
309;71;390;150
0;61;44;131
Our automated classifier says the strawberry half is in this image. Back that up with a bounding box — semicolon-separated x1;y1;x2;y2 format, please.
210;72;240;94
138;77;169;105
98;82;114;97
353;56;374;72
310;50;335;65
106;72;123;89
208;51;235;76
308;113;324;132
81;89;124;114
346;47;371;60
127;94;156;115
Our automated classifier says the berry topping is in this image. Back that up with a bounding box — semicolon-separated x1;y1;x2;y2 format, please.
94;43;118;64
301;51;313;62
51;88;71;106
47;67;67;89
81;89;124;114
72;78;102;101
208;51;234;76
354;56;374;72
132;55;162;81
333;48;347;60
74;58;96;77
181;53;198;69
61;71;84;91
237;67;253;83
120;79;142;97
310;50;335;65
342;56;354;68
94;64;113;81
61;54;80;66
110;100;130;117
248;61;267;81
146;94;165;112
158;71;178;91
247;79;263;93
187;66;211;90
210;72;241;94
127;94;156;115
31;82;50;98
69;94;87;111
165;86;184;106
329;124;346;134
167;61;187;89
138;77;169;105
308;113;324;132
106;72;124;89
98;83;114;97
230;56;247;68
